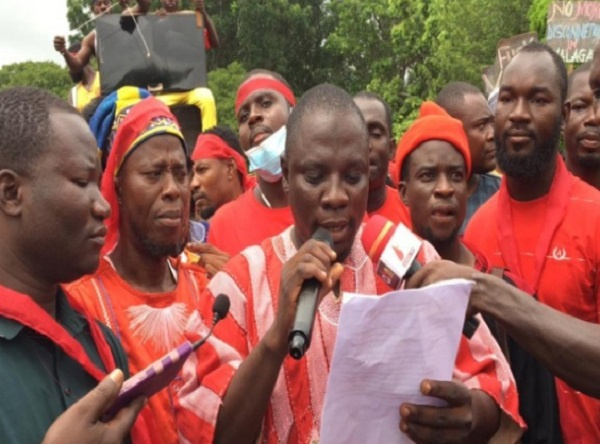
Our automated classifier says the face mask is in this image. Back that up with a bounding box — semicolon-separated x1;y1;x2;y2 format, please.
246;126;287;183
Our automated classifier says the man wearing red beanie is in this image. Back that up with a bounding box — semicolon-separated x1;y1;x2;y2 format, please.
397;101;477;265
399;100;566;444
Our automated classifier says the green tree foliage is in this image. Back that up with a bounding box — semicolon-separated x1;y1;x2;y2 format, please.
234;0;336;93
324;0;432;134
427;0;533;94
529;0;554;39
327;0;533;134
207;61;246;129
0;62;71;99
205;0;237;71
67;0;94;43
325;0;398;95
63;0;543;134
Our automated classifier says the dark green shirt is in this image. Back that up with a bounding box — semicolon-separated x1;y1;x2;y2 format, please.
0;290;129;444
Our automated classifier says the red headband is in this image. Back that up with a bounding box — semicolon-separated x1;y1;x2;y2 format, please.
394;101;471;184
235;77;296;114
191;134;252;190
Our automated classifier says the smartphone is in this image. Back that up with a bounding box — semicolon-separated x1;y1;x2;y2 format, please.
102;340;194;421
102;293;230;420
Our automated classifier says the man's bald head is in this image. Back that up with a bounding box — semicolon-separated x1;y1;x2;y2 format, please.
285;83;367;157
569;62;592;91
435;82;483;119
282;83;369;262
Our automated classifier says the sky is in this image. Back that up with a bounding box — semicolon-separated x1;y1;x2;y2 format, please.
0;1;69;68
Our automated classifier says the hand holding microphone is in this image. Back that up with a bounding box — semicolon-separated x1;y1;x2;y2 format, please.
274;228;343;360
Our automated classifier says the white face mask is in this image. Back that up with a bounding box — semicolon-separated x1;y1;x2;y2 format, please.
246;126;287;183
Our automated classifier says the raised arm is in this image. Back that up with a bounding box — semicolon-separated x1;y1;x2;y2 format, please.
408;260;600;398
119;0;151;14
54;30;95;75
471;271;600;398
195;0;219;48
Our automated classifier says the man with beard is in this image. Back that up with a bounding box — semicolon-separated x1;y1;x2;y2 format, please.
435;82;499;233
564;63;600;190
399;102;563;444
190;126;249;221
206;70;295;256
174;84;524;443
66;98;208;444
353;91;411;226
186;126;250;276
465;42;600;442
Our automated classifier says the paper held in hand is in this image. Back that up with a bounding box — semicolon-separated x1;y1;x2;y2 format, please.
320;278;474;444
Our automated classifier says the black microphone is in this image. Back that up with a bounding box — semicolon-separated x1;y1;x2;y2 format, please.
212;293;231;323
103;293;232;421
193;293;230;350
288;228;333;360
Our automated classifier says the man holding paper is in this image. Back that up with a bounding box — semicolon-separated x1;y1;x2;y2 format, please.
398;101;562;443
174;84;524;443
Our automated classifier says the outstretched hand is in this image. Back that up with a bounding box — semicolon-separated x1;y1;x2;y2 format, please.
400;379;473;443
405;260;475;290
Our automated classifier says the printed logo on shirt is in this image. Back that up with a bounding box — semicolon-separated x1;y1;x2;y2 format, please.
550;246;568;261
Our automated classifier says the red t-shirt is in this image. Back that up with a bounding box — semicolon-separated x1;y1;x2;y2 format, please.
368;185;412;228
465;170;600;443
208;187;294;256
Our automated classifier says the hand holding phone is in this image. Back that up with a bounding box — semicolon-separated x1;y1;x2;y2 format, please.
102;294;230;421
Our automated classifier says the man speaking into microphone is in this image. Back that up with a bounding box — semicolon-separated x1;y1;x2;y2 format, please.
174;85;524;443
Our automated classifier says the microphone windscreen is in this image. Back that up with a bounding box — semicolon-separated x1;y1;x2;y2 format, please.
312;227;333;247
361;215;396;263
213;294;231;321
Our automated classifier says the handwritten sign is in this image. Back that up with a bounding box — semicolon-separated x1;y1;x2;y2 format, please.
482;32;538;95
547;1;600;63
